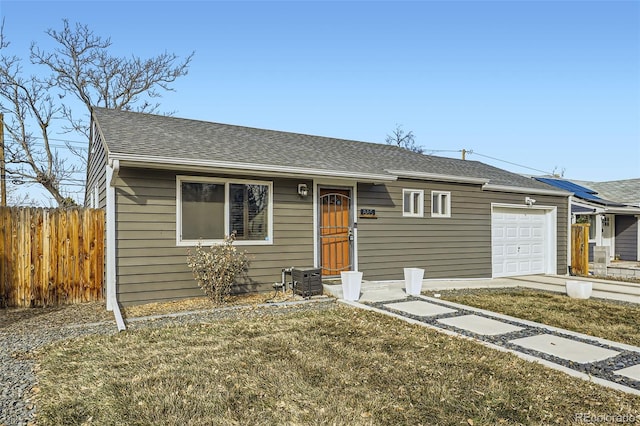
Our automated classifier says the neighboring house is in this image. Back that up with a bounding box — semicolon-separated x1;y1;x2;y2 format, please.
87;108;570;306
535;177;640;262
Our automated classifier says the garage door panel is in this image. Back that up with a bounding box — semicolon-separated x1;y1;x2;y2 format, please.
492;207;550;278
518;261;532;273
505;245;518;255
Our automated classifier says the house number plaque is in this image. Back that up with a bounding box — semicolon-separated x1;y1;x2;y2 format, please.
359;209;377;219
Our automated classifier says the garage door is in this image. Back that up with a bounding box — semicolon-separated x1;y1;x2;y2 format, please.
492;207;547;277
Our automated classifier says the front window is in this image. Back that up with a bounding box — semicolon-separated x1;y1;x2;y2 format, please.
431;191;451;218
178;176;272;245
229;183;270;240
181;182;225;240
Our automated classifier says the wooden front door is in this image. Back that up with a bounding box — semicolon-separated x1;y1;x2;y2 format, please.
319;188;352;276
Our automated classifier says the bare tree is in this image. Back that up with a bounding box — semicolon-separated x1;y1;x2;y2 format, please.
0;19;193;205
385;124;423;154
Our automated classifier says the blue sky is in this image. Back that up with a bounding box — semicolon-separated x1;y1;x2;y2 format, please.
1;0;639;203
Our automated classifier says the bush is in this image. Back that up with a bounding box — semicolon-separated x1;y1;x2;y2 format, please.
186;233;250;304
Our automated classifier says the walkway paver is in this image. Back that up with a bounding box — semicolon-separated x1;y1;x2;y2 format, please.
509;334;620;364
384;300;457;317
438;314;523;336
333;277;640;396
615;365;640;381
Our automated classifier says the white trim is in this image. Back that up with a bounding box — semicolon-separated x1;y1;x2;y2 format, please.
431;190;451;218
567;196;572;275
402;188;424;217
313;181;318;269
490;203;558;278
111;153;396;182
483;183;570;197
637;216;640;261
105;160;119;312
353;184;359;272
387;169;489;185
91;184;99;208
314;181;358;273
176;175;274;246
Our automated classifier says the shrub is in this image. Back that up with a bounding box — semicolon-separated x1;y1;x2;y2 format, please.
186;233;250;304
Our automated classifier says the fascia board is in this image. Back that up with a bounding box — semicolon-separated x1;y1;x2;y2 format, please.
572;199;603;210
109;153;397;182
483;183;571;197
385;169;489;185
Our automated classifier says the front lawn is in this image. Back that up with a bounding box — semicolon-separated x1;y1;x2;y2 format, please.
35;304;640;425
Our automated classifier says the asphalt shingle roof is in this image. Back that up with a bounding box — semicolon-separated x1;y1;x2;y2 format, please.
92;107;559;191
573;179;640;206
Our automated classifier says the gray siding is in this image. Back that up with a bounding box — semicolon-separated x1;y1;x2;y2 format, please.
84;123;108;209
356;180;568;281
615;215;638;261
114;168;314;305
114;168;569;305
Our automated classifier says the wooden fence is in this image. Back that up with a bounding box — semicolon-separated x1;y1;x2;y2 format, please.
0;207;105;308
571;223;590;276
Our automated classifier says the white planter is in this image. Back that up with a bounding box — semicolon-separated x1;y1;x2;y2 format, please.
404;268;425;296
566;280;592;299
341;271;363;301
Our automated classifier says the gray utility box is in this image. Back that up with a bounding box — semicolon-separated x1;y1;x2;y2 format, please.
292;267;322;297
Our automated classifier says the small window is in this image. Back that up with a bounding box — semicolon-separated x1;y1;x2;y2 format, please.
402;189;424;217
588;215;596;240
431;191;451;218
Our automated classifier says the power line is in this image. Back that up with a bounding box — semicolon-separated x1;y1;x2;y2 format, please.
6;135;87;147
5;139;88;151
423;147;558;176
422;149;462;154
468;151;554;176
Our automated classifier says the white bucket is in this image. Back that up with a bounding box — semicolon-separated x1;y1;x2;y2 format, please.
340;271;363;301
404;268;425;296
566;280;592;299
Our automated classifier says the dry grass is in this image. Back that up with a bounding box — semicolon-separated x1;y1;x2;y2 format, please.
34;305;640;425
1;290;303;332
121;291;301;319
0;301;112;331
435;287;640;347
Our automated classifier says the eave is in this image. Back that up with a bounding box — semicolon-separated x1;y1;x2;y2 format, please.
109;153;398;182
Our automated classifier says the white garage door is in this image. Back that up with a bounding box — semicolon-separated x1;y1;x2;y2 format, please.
492;207;548;277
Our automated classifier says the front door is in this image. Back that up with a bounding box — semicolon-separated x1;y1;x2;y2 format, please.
601;214;614;259
319;188;352;276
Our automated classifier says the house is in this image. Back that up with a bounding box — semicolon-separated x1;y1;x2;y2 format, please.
87;107;571;306
535;177;640;262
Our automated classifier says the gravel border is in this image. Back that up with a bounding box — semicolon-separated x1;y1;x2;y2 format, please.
0;298;337;426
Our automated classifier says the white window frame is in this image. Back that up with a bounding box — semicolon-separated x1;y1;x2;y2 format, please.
431;191;451;218
402;189;424;217
91;184;99;208
176;175;273;246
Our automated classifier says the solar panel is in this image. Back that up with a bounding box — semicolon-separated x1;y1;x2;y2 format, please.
535;177;625;206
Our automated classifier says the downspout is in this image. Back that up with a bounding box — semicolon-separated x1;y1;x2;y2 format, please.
106;159;126;331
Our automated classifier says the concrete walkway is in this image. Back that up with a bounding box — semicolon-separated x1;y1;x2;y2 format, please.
325;275;640;395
